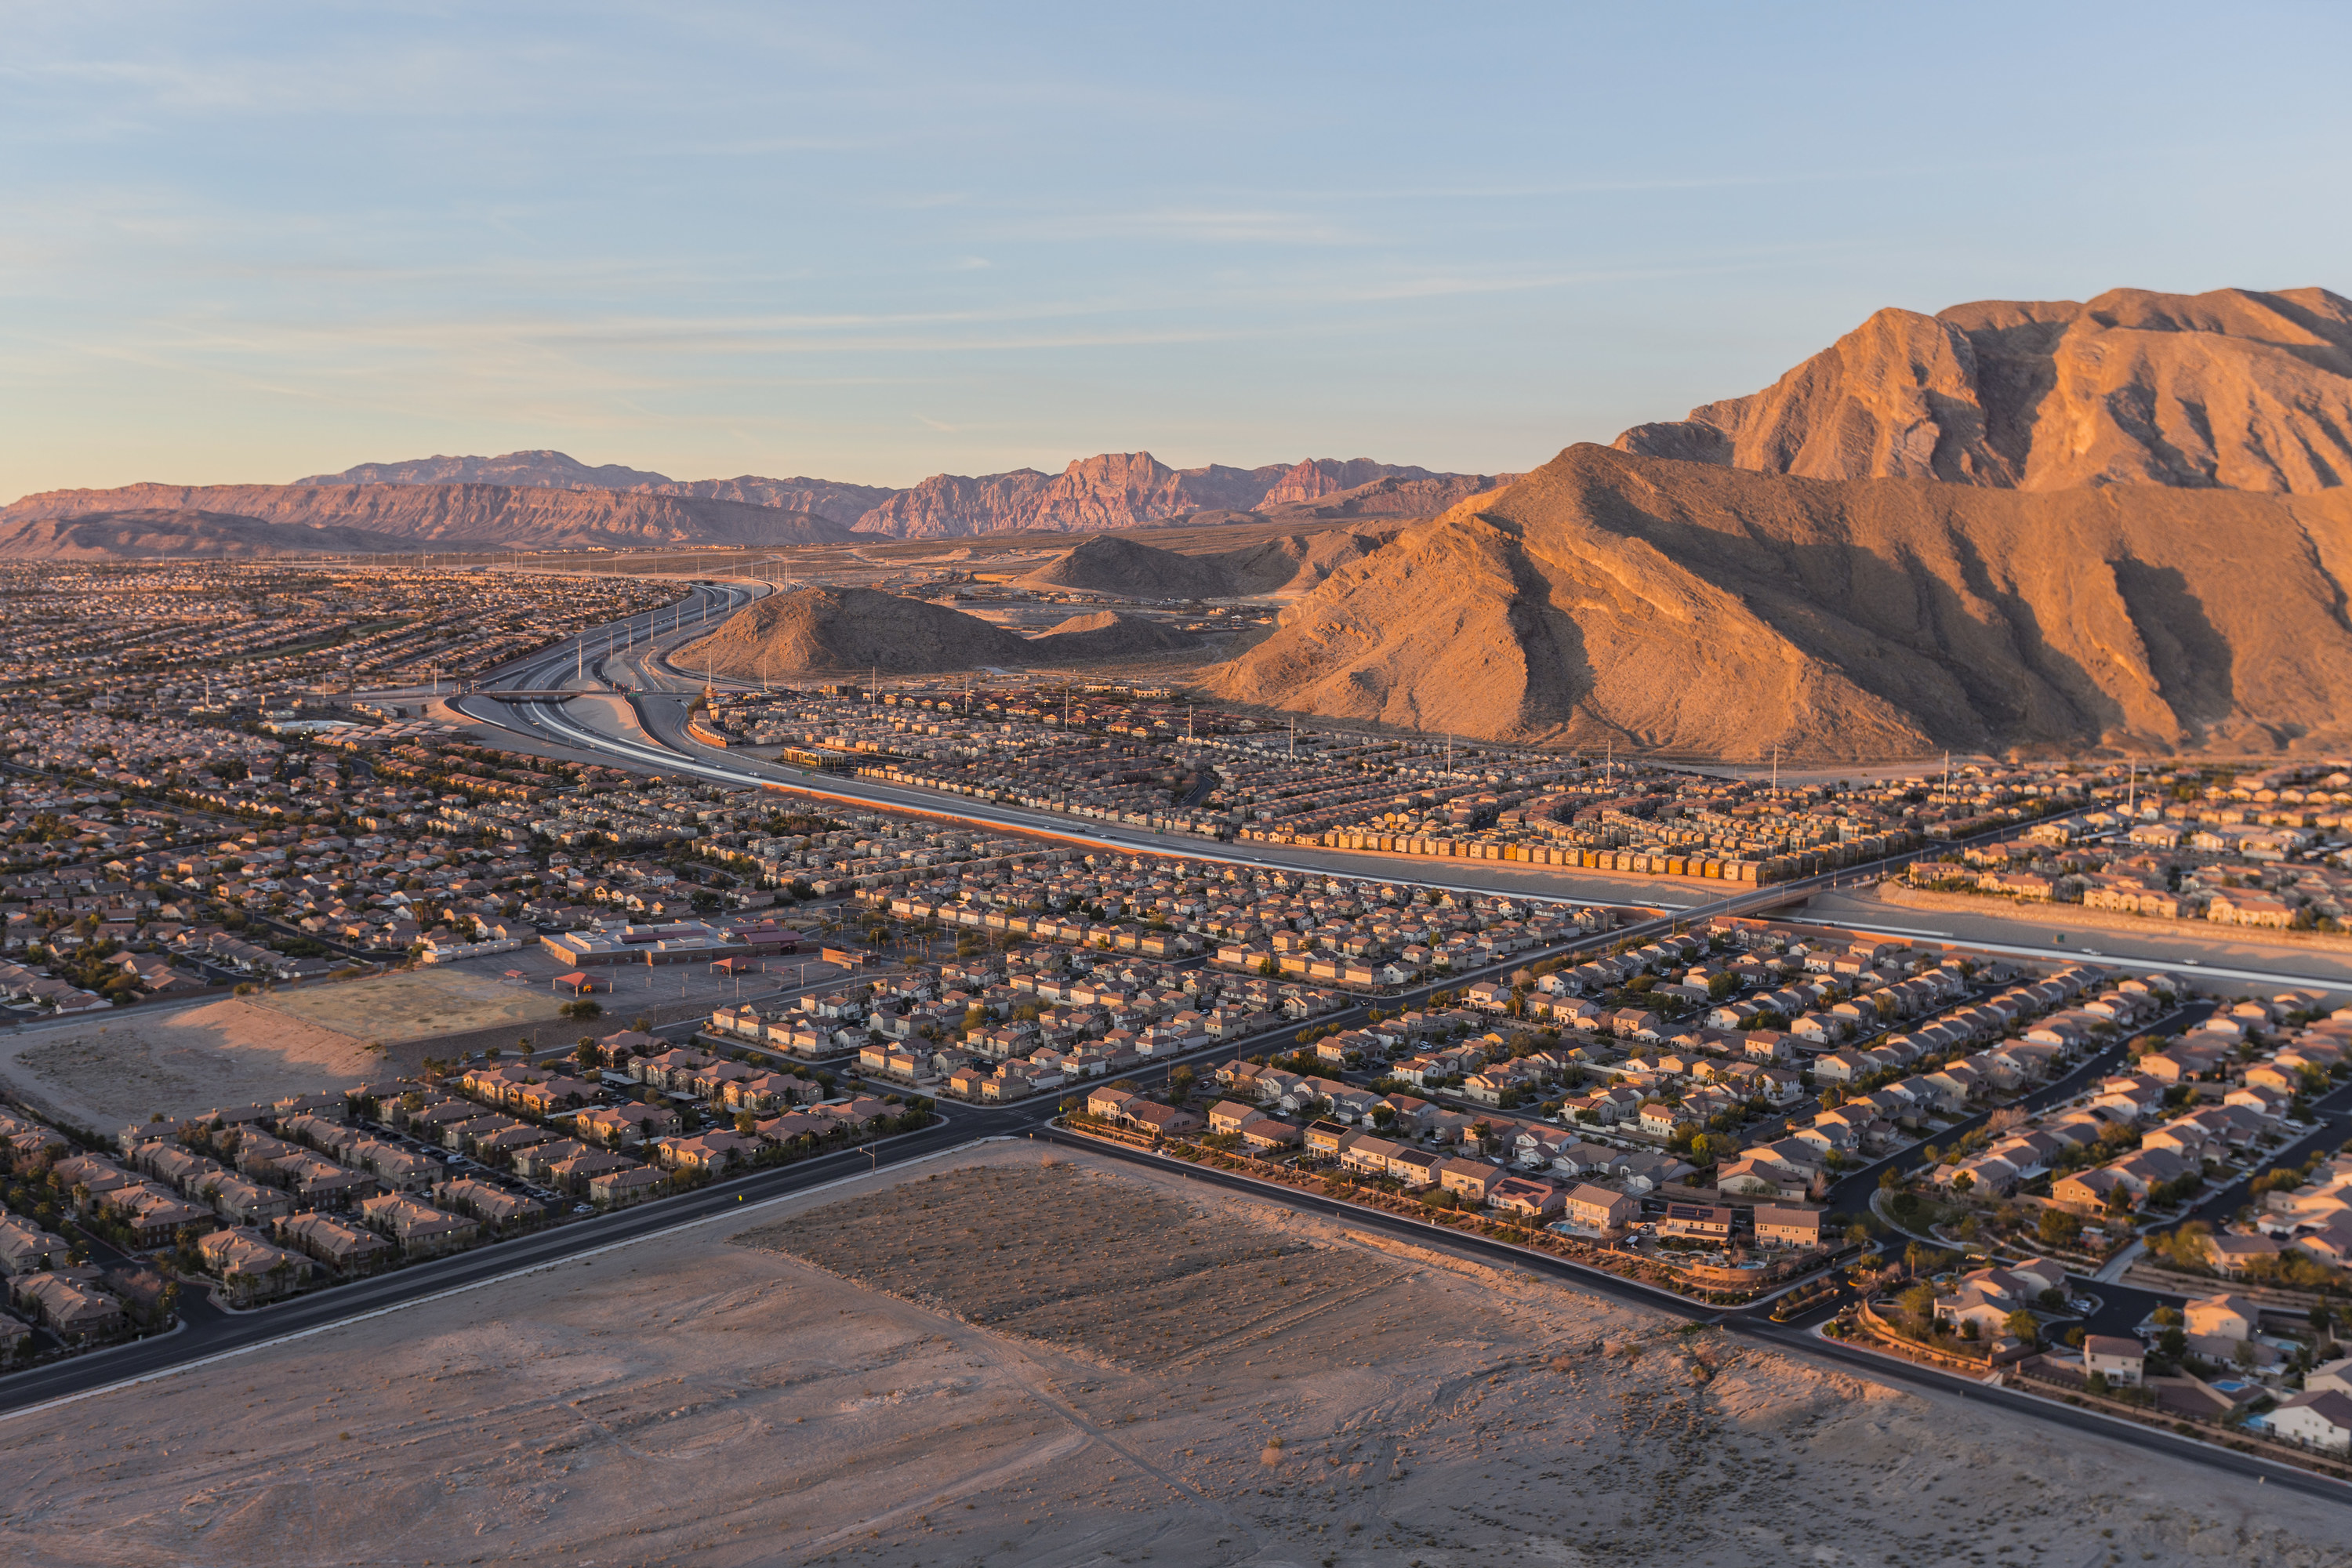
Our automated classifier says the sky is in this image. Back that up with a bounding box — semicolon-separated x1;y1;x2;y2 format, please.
6;2;2352;500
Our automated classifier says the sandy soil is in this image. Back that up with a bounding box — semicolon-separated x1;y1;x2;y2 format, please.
256;966;568;1046
0;999;376;1133
2;1143;2347;1567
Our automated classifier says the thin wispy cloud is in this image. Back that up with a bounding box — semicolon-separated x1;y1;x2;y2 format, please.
3;5;2347;497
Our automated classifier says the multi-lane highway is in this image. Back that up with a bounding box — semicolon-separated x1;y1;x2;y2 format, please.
448;579;1792;910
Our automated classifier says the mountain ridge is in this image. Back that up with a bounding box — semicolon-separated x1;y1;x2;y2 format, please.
267;448;1504;539
1613;285;2352;493
1200;440;2352;760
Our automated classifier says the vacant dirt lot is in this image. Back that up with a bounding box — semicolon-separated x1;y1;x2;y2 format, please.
0;998;375;1133
256;964;568;1044
2;1144;2347;1568
737;1160;1393;1369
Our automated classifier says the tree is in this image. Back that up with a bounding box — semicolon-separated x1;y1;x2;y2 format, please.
575;1039;602;1073
2038;1208;2082;1249
735;1111;758;1137
561;998;604;1022
1897;1283;1938;1330
2003;1308;2039;1345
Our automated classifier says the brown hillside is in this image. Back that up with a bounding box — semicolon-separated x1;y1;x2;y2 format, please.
1027;611;1200;661
0;481;853;552
1017;527;1401;600
679;588;1029;678
1016;535;1239;598
1201;444;2352;760
1614;286;2352;494
1208;527;1402;595
1263;472;1516;521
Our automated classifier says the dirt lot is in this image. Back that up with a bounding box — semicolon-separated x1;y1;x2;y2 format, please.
255;964;568;1045
736;1160;1395;1369
2;1144;2347;1567
0;998;376;1133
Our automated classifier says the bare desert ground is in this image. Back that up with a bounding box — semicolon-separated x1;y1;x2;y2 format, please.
1;1142;2346;1567
256;964;568;1045
0;998;376;1133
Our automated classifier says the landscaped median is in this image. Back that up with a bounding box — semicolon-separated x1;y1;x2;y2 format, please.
1052;1113;1832;1307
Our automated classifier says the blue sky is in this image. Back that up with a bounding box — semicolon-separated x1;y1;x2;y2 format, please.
6;2;2350;499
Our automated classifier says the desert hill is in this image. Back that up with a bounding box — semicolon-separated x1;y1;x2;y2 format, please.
1016;535;1240;598
1209;527;1403;595
1201;442;2352;760
0;481;854;556
1264;471;1515;520
681;589;1207;679
1613;286;2352;494
1016;527;1403;600
1024;610;1200;661
680;587;1031;677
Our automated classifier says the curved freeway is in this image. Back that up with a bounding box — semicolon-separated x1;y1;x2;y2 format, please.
455;579;2040;929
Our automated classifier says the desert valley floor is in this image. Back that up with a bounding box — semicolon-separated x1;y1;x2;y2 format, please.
2;1143;2345;1568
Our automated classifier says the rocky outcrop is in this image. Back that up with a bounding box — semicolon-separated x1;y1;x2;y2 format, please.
1260;459;1436;506
1263;472;1515;520
1202;442;2352;760
1613;286;2352;494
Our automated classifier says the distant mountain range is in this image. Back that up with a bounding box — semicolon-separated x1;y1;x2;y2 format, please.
0;450;1512;557
293;448;1507;537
